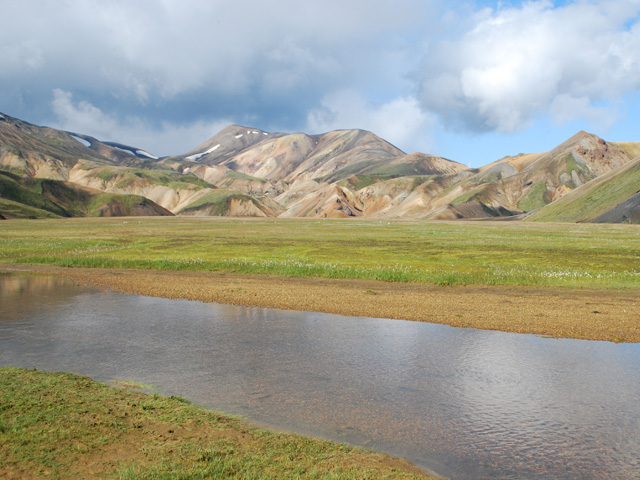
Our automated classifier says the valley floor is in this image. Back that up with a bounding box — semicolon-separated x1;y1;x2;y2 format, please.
4;264;639;342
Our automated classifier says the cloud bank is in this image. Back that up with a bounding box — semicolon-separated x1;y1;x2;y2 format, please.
1;0;639;156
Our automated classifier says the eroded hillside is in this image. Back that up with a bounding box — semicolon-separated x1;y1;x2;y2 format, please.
1;112;639;222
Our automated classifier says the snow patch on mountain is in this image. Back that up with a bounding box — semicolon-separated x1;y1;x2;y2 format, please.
136;150;158;160
71;135;91;147
187;144;220;161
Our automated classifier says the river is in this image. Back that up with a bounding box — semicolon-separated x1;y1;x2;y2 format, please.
1;273;639;479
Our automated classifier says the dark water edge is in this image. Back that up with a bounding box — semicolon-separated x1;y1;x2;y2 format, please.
1;273;639;480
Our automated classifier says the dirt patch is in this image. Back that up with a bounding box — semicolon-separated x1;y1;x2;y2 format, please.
3;265;638;342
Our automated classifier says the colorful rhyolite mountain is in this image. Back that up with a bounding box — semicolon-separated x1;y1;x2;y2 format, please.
1;112;639;222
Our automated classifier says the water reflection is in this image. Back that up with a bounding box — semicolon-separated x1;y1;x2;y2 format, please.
0;273;75;318
1;273;639;480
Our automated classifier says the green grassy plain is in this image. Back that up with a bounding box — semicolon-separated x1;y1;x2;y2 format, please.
0;367;429;479
1;217;639;289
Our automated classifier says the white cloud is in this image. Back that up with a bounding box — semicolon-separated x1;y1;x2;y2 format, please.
418;0;640;133
51;90;121;137
50;89;230;155
306;90;436;153
550;94;618;130
3;0;640;153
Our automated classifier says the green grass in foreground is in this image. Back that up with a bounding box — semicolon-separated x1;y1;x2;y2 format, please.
1;217;639;289
0;367;429;479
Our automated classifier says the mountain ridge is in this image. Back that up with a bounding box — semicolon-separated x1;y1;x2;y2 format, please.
1;111;639;223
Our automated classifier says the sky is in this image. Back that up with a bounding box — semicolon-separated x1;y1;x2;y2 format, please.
1;0;639;167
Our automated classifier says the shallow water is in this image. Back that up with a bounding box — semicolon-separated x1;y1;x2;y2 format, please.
1;273;639;479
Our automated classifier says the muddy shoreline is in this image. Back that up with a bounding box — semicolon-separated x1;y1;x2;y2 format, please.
2;264;639;342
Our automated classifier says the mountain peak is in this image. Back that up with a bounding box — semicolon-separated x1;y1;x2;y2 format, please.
563;130;599;144
222;125;271;136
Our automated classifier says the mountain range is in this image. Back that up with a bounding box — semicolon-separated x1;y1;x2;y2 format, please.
1;111;639;223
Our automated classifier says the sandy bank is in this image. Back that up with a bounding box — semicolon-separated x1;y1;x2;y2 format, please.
3;265;639;342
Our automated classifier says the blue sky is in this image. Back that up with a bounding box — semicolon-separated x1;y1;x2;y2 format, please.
1;0;639;167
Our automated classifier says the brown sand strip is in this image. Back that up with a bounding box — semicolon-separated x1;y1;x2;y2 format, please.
3;265;639;342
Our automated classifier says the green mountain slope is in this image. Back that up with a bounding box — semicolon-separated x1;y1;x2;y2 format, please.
0;170;172;219
527;156;640;223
